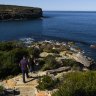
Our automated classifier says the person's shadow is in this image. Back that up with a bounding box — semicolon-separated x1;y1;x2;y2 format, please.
26;75;42;83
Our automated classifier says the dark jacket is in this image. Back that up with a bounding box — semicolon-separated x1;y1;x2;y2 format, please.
20;59;29;71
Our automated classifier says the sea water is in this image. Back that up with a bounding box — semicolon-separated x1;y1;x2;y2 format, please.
0;11;96;60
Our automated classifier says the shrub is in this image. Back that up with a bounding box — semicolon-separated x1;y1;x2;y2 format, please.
0;48;28;79
37;75;59;90
10;48;29;63
59;45;70;51
28;47;40;58
39;59;45;65
42;55;60;71
62;59;82;67
27;47;34;55
50;49;59;54
0;86;4;95
43;44;53;53
52;71;96;96
0;41;17;51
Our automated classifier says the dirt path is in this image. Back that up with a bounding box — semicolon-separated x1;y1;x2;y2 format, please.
2;72;47;96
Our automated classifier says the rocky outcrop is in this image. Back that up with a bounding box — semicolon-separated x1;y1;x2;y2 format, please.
72;53;92;67
90;45;96;49
47;67;71;74
40;52;55;58
0;5;42;20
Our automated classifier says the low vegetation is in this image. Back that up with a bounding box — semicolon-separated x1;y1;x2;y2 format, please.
62;59;83;70
52;71;96;96
0;41;95;96
0;41;42;79
0;42;28;79
37;75;59;90
0;41;90;79
42;55;60;71
0;86;4;95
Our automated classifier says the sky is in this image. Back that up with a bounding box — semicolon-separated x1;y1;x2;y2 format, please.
0;0;96;11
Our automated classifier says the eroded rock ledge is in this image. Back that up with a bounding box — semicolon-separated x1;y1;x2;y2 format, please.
0;5;43;20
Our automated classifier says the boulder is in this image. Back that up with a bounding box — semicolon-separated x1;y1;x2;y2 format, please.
47;66;71;74
60;51;67;56
40;52;54;58
72;53;92;67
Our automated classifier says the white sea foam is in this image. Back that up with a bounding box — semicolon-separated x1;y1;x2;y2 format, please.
19;37;35;44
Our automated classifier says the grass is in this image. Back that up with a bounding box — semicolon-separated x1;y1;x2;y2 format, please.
52;71;96;96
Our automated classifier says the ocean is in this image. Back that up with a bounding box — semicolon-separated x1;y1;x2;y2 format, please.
0;11;96;60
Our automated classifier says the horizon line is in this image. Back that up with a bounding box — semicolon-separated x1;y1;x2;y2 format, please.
43;9;96;12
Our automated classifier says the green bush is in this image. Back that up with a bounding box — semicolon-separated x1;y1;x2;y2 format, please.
59;45;70;51
62;59;81;67
43;44;53;53
37;75;59;90
0;47;29;79
0;41;44;79
50;49;59;54
52;71;96;96
27;47;34;55
10;48;29;63
39;59;45;65
43;46;59;54
28;47;40;58
42;55;60;71
0;42;17;51
0;86;4;95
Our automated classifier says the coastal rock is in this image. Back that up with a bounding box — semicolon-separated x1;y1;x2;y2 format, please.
90;45;96;49
40;52;54;58
4;79;17;89
0;5;42;20
72;53;92;67
35;90;51;96
47;66;71;74
60;51;67;56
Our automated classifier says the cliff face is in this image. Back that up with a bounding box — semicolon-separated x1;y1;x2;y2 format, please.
0;5;43;20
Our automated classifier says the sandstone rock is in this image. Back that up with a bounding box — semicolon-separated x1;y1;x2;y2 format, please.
37;71;47;77
6;79;17;88
72;53;92;67
47;66;71;74
60;51;67;56
40;52;54;58
36;90;51;96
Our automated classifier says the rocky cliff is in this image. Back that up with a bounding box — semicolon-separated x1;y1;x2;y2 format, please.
0;5;43;20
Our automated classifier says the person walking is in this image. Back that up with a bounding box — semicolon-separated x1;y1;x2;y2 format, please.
28;55;35;73
20;56;30;83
